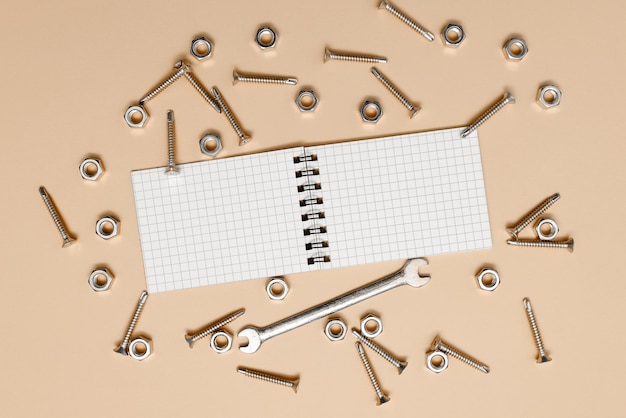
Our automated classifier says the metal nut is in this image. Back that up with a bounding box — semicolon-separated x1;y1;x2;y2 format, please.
124;105;149;128
210;330;233;353
190;36;213;60
476;268;500;291
199;134;223;157
96;216;119;240
324;318;347;341
295;90;318;112
266;277;289;300
79;158;104;181
360;100;383;123
535;218;559;241
426;350;449;373
360;314;383;338
255;26;277;49
441;23;465;47
88;268;113;292
537;85;562;109
128;336;152;361
503;37;528;61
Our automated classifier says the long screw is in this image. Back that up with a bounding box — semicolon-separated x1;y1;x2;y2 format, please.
211;86;251;146
233;69;298;85
237;367;299;393
523;298;552;363
324;47;387;64
139;60;190;105
355;342;390;405
185;308;245;348
378;0;434;42
352;329;407;374
183;71;221;113
114;291;149;355
507;238;574;252
39;186;75;248
164;110;178;175
432;336;490;374
460;92;516;138
370;67;420;118
507;193;560;238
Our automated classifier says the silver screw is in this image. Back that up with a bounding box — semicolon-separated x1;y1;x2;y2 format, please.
183;70;222;113
164;110;178;175
139;60;190;105
237;367;299;393
460;92;516;138
38;186;75;248
378;0;434;42
432;336;490;374
507;193;560;238
352;329;407;374
370;67;420;118
233;69;298;85
523;298;552;363
506;238;574;252
355;342;390;405
185;308;245;348
114;291;149;355
211;86;251;146
324;47;387;64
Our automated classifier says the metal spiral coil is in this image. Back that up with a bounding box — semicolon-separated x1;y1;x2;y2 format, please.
211;87;250;145
139;67;186;105
122;292;148;345
507;238;573;251
435;339;490;374
237;368;297;392
166;110;176;169
233;71;297;85
356;342;387;400
371;67;419;116
508;193;560;237
526;308;546;354
187;309;245;345
39;187;68;238
328;52;386;64
353;330;406;373
184;73;221;113
381;1;434;41
461;92;515;138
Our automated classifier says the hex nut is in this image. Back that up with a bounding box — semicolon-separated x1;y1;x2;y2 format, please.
129;336;152;361
124;105;149;128
296;90;319;112
441;23;465;47
426;350;449;373
210;330;233;353
190;36;213;60
324;318;347;342
256;26;277;49
266;277;289;300
79;158;104;181
360;314;383;338
476;268;500;291
360;100;383;123
96;216;119;240
199;134;223;157
88;268;113;292
503;37;528;61
537;85;562;109
535;218;559;240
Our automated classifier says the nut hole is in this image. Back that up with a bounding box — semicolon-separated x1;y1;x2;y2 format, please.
299;94;314;108
213;335;229;349
99;222;114;236
270;282;284;296
365;319;379;333
130;110;144;124
94;274;108;287
329;323;343;336
509;41;523;56
446;28;461;42
430;354;445;368
203;138;218;152
84;162;98;176
364;104;380;119
481;274;495;287
259;30;274;46
542;91;556;103
133;341;147;355
194;43;209;56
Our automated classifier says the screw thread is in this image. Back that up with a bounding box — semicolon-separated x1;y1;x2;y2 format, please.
379;0;434;41
183;72;221;113
434;338;489;374
211;86;251;145
121;291;149;348
524;298;551;362
186;308;245;346
356;342;389;404
371;67;419;117
460;92;515;138
352;330;406;373
233;71;298;85
507;193;560;237
506;238;573;252
325;47;387;64
39;186;74;246
237;367;298;392
165;110;177;173
139;62;189;104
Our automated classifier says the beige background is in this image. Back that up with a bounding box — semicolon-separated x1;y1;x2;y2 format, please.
1;1;624;416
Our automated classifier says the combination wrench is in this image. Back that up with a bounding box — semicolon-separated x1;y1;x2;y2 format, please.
238;258;430;353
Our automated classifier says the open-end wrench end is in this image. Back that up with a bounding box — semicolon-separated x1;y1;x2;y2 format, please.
238;327;262;354
403;258;430;288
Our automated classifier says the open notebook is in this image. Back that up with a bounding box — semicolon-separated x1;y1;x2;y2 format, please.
131;127;491;294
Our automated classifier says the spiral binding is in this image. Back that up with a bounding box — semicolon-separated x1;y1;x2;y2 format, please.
295;153;330;265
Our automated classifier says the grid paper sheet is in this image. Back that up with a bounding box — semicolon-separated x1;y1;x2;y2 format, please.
131;127;491;294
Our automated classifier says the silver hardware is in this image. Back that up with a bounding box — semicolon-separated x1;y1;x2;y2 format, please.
183;71;222;113
537;85;562;109
476;268;500;291
139;60;190;105
535;218;559;241
360;314;383;338
124;105;149;128
164;110;178;175
79;158;104;181
255;26;277;49
185;308;245;348
238;258;430;354
190;36;213;60
295;90;319;112
523;298;552;363
441;23;465;47
426;350;449;373
370;67;420;118
355;342;390;406
211;86;251;146
360;100;383;123
237;367;299;393
95;215;119;240
506;238;574;252
88;268;114;292
232;69;297;85
199;133;223;157
431;336;490;374
352;329;407;374
114;291;149;355
503;37;529;61
324;47;387;64
507;193;560;238
209;330;233;353
128;336;152;361
266;277;289;300
460;91;515;138
378;0;434;42
38;186;75;248
325;318;348;341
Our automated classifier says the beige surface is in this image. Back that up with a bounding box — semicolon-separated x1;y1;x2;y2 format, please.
1;1;624;416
